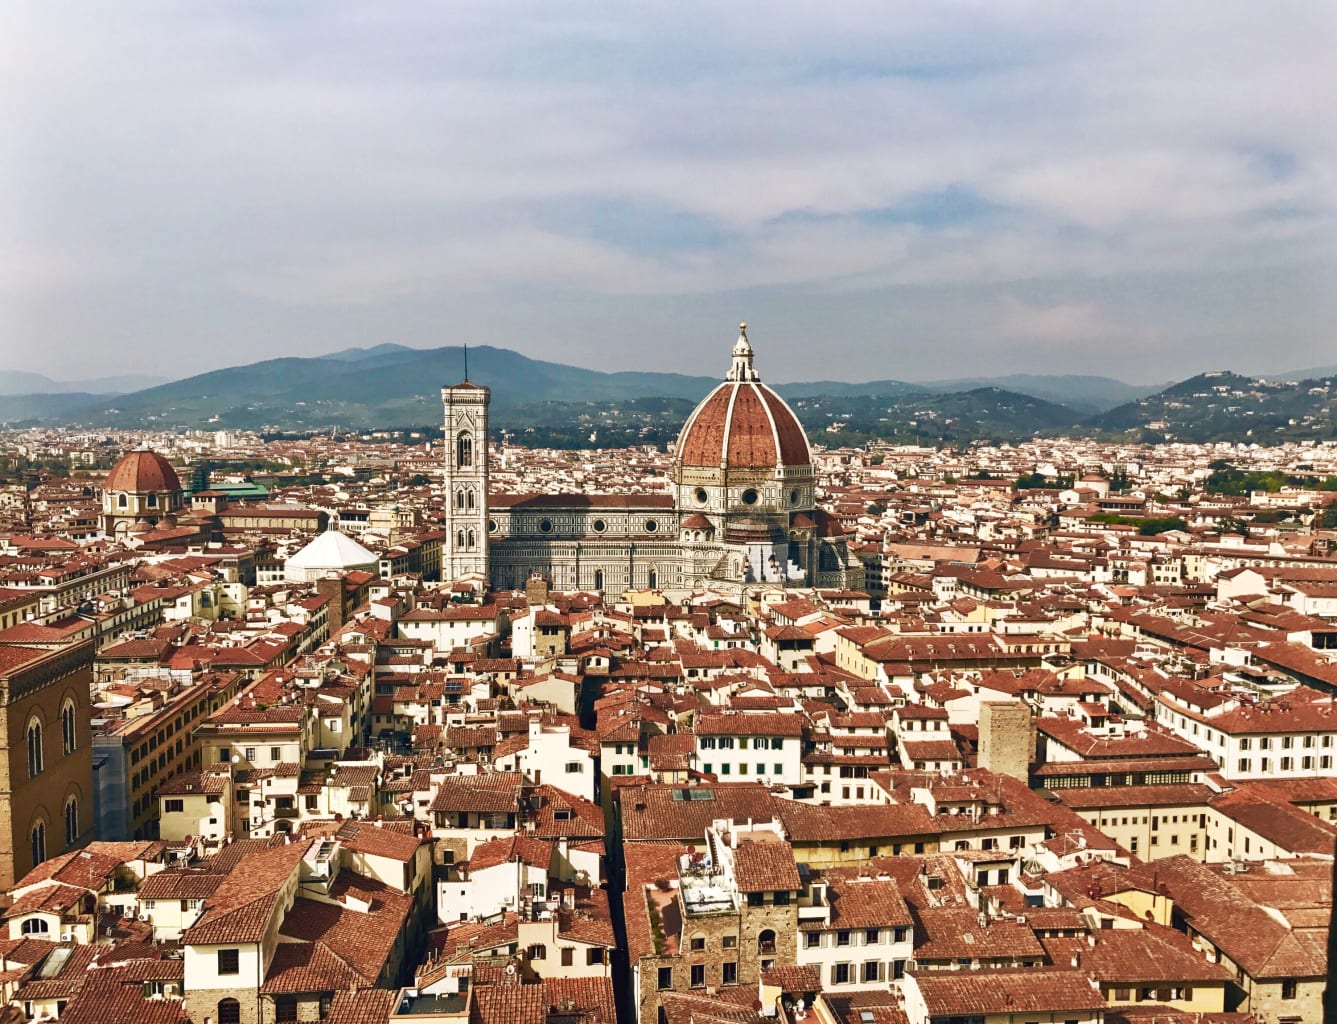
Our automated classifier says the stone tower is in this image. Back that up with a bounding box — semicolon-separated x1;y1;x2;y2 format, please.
978;701;1034;782
442;377;490;583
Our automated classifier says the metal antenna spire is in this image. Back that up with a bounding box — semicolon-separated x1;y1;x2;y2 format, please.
463;342;469;382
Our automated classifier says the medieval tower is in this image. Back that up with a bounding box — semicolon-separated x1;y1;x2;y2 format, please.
441;377;490;583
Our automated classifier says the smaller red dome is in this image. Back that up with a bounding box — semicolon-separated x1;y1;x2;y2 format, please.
105;450;181;494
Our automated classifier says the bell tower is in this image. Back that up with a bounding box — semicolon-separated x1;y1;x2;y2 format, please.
442;371;490;584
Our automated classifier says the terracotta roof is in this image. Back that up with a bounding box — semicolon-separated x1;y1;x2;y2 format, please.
1041;927;1234;984
105;450;181;494
730;838;801;892
326;988;399;1024
912;968;1104;1015
182;840;307;945
431;772;523;814
914;909;1045;962
811;877;913;930
677;379;810;470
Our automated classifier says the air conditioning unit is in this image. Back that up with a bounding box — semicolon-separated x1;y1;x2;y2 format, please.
60;930;74;942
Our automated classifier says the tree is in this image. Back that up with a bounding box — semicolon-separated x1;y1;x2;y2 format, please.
1139;517;1188;536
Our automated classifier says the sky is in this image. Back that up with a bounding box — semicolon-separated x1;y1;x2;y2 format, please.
3;2;1335;386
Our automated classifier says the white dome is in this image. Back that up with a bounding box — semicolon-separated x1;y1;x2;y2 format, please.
284;529;379;582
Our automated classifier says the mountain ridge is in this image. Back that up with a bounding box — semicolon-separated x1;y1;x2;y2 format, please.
3;345;1334;446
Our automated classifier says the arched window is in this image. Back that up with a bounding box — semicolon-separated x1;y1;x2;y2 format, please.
117;493;128;508
27;720;43;777
457;433;473;468
648;569;658;589
466;488;475;510
593;570;604;591
466;529;476;550
456;489;466;510
20;918;48;935
147;492;157;508
61;701;77;755
64;797;79;847
456;530;466;549
30;821;45;867
217;998;241;1024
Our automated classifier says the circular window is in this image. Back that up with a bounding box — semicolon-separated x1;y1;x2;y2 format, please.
695;488;708;504
591;519;606;533
790;488;800;506
488;518;498;534
741;488;759;505
538;519;553;534
644;519;658;533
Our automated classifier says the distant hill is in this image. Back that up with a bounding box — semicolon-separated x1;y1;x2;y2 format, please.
0;393;113;424
1092;371;1337;443
1261;363;1337;383
914;373;1157;414
790;386;1084;445
322;343;420;363
10;343;1337;447
0;371;169;396
39;345;719;431
774;379;926;401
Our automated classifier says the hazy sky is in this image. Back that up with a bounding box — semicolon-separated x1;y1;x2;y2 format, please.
3;3;1335;385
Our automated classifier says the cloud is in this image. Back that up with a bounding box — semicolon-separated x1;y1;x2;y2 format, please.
993;296;1106;345
2;2;1335;380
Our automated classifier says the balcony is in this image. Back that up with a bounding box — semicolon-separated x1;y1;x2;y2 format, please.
274;806;299;819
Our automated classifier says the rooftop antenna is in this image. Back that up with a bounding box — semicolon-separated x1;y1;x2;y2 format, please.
463;343;469;383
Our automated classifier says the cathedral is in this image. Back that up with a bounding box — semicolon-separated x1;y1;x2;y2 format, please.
442;325;861;597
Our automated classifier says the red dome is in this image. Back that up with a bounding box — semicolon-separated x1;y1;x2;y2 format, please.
677;380;811;470
105;450;181;493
